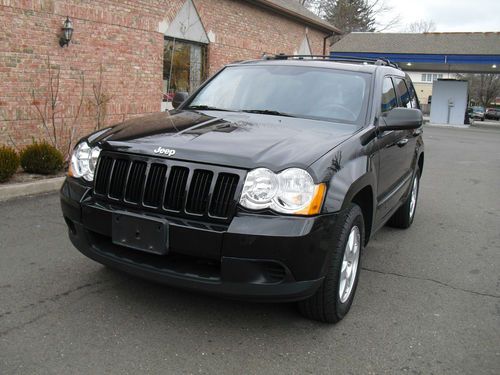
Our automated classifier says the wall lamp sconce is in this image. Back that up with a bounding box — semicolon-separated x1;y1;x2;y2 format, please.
59;17;74;47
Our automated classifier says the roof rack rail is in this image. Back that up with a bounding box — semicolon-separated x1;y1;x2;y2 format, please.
262;54;401;70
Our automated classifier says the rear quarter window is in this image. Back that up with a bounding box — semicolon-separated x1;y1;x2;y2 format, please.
393;78;411;108
406;79;419;109
381;77;397;113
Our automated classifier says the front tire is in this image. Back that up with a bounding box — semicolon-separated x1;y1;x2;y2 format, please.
388;168;420;229
298;204;364;323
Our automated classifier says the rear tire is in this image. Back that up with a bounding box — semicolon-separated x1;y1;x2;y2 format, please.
298;204;364;323
388;168;420;229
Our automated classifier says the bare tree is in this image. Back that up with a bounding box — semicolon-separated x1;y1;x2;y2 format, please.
300;0;328;16
458;73;500;108
0;109;19;150
367;0;400;32
30;55;61;149
405;20;436;33
88;64;113;131
325;0;376;32
64;71;86;159
300;0;399;32
29;56;86;160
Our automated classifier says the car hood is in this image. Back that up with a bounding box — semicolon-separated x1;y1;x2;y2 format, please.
92;110;357;171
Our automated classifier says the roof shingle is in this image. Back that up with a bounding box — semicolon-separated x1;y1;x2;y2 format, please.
251;0;340;33
332;32;500;55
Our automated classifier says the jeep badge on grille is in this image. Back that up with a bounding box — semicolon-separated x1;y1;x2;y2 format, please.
153;147;176;157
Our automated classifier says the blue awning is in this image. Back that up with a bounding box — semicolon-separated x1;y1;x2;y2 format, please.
330;52;499;65
329;52;500;73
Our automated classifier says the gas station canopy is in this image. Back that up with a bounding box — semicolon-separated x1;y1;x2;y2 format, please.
330;32;500;73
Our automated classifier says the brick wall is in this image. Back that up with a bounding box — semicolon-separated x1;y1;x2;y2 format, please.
196;0;327;75
0;0;330;148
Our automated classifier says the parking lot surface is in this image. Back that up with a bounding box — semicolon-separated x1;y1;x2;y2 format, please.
1;126;499;374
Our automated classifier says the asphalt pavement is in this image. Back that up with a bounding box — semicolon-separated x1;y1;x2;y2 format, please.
1;125;499;374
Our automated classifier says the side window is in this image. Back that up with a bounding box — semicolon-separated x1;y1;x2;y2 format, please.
381;77;397;113
406;80;420;109
393;78;411;108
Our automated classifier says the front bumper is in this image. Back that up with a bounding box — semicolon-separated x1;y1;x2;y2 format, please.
61;178;339;302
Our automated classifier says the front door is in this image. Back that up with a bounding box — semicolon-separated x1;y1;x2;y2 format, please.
375;77;413;222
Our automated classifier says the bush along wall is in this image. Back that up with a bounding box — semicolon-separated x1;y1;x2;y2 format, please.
0;145;20;182
20;141;64;175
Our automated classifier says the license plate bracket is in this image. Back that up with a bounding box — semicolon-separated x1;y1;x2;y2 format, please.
112;212;168;255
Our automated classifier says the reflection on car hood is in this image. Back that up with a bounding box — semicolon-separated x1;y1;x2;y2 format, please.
92;110;357;170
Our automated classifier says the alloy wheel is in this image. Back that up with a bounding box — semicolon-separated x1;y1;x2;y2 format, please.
339;226;361;303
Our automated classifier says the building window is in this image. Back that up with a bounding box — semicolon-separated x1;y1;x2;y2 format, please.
421;73;443;82
163;38;207;102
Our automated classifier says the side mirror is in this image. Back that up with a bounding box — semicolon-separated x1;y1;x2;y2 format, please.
172;92;189;109
379;108;423;131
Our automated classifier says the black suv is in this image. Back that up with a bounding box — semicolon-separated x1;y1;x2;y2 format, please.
61;56;424;323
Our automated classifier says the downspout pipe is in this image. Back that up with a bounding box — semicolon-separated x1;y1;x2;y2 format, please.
323;32;338;56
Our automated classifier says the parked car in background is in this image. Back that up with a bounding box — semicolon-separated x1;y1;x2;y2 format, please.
485;108;500;120
465;107;472;124
471;106;485;121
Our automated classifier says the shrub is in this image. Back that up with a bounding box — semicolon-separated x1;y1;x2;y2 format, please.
0;145;20;182
20;141;64;175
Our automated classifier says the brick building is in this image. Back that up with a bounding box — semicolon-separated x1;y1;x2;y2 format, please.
0;0;339;148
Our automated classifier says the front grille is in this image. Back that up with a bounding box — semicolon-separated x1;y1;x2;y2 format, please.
124;161;147;203
210;173;239;218
108;159;130;199
143;164;167;207
94;156;113;195
186;170;213;214
164;166;189;211
93;151;243;222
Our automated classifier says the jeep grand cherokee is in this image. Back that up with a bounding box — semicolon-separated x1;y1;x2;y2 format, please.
60;55;424;323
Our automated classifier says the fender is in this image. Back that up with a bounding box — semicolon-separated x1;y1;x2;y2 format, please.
340;172;376;212
309;133;377;215
309;128;378;243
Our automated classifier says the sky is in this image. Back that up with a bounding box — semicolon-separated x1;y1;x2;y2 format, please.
378;0;500;32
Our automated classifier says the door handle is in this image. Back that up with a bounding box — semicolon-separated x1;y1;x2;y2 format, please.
397;138;409;147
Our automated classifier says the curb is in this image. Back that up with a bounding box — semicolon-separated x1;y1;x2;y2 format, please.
0;177;65;202
470;122;500;130
425;123;470;129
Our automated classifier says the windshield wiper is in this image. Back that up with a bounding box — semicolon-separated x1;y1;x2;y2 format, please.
186;105;234;112
241;109;297;118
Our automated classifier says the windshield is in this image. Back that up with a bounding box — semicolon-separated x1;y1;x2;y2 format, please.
187;65;371;126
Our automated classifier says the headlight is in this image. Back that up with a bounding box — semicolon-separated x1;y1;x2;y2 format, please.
240;168;326;215
240;168;279;209
274;168;316;212
69;141;101;181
